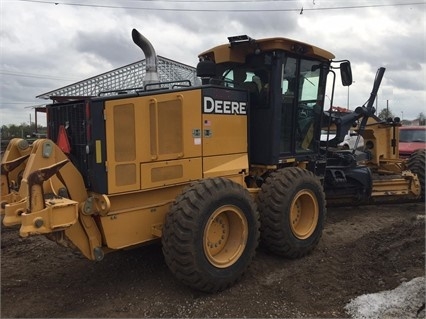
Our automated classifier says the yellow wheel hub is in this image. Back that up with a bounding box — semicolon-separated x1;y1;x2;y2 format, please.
204;205;248;268
289;189;319;240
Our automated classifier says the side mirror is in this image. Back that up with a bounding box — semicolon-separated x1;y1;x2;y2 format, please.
197;60;216;78
340;62;353;86
197;60;217;85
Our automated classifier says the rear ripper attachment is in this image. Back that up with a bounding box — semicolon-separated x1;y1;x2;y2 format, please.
1;138;104;261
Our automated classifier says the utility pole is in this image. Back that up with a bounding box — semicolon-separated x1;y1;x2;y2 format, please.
347;86;349;110
375;94;379;115
347;81;355;110
386;100;389;118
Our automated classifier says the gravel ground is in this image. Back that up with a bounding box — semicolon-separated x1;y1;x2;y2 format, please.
1;202;425;318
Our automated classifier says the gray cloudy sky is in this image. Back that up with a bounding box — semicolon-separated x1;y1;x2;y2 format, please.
1;0;425;126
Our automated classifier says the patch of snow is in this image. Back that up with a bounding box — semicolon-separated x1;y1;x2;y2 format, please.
345;276;425;319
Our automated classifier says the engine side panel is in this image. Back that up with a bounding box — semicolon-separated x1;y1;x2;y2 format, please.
104;90;203;194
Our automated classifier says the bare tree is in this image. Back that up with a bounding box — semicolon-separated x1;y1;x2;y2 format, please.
418;112;425;125
378;107;394;120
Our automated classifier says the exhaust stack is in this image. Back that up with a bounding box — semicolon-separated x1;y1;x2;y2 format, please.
131;29;159;87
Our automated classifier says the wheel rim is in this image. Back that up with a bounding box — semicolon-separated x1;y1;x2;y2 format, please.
289;189;319;240
203;205;248;268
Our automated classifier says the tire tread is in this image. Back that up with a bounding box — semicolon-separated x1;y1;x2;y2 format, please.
162;178;260;292
258;167;326;258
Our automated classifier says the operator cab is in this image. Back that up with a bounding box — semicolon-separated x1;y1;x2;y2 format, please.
228;54;327;165
197;35;338;166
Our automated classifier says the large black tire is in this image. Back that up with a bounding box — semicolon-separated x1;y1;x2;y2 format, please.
162;178;260;293
257;167;326;258
407;149;426;199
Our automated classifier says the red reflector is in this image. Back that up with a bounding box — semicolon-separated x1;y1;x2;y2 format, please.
57;125;71;154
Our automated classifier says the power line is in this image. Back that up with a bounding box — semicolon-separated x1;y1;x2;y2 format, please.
1;102;43;105
59;0;308;2
0;70;80;81
13;0;426;12
112;0;301;2
65;0;382;2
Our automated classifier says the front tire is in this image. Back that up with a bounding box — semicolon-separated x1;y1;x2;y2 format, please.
162;178;260;293
257;167;326;258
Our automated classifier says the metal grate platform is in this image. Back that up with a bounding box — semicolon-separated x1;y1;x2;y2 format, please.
37;56;199;100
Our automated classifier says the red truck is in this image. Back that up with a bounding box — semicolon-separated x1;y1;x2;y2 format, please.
399;126;426;157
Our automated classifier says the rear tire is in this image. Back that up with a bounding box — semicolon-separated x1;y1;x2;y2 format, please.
257;167;326;258
162;178;260;293
407;149;425;199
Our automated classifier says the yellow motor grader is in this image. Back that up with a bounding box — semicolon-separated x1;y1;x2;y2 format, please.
1;29;424;293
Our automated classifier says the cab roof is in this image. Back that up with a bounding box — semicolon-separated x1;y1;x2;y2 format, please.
198;36;335;63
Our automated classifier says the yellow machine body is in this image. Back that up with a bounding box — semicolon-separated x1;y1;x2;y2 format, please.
1;86;249;260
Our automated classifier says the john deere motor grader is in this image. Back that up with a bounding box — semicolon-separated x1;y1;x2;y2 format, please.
1;29;424;293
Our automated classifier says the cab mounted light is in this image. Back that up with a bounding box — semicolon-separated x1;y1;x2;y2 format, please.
291;43;307;54
228;35;254;47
